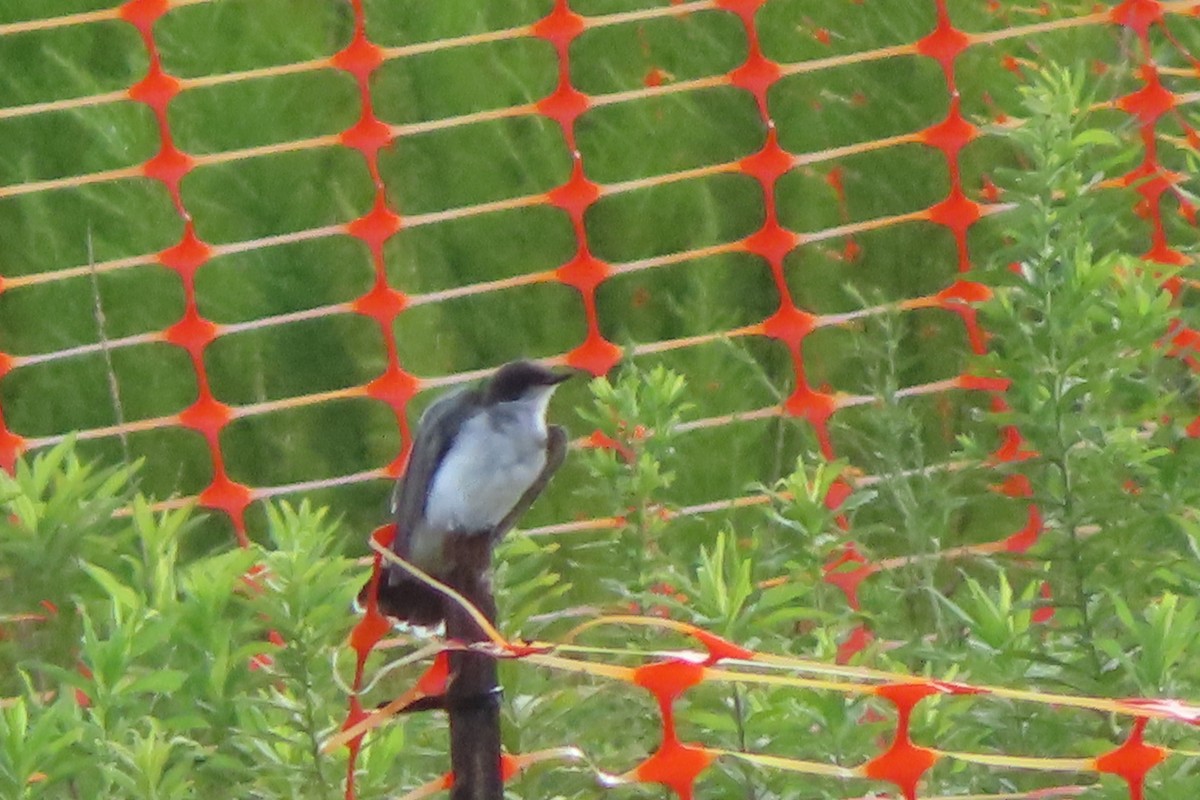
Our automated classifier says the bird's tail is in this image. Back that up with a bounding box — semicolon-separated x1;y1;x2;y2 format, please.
359;569;446;629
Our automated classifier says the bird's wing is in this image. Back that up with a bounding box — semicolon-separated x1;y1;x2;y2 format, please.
489;423;568;541
389;385;482;557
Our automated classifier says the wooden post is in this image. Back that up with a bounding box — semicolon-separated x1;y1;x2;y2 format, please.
443;546;503;800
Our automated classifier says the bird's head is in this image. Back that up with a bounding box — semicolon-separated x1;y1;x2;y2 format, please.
483;360;573;407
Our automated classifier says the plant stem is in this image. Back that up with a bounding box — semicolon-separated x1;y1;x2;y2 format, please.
301;671;330;797
1049;362;1102;678
730;685;758;800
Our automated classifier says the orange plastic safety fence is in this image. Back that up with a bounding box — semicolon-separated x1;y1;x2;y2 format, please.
1;0;1195;548
339;610;1200;800
2;0;1200;537
2;1;1199;797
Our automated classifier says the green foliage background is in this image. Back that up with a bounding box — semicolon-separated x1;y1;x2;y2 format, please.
3;0;1167;546
2;1;1200;799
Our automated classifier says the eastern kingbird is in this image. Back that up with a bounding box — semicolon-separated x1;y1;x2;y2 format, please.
367;360;571;628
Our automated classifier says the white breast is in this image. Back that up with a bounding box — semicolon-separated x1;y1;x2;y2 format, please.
423;400;548;533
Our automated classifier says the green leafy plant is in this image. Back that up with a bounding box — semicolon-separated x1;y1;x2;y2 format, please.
0;442;413;799
966;65;1200;695
575;363;693;605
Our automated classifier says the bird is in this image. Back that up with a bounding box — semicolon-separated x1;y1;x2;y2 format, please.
366;360;571;630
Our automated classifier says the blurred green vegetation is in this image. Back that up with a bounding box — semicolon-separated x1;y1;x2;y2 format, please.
0;1;1188;569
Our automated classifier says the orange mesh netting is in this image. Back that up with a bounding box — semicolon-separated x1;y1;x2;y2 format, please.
5;0;1195;541
2;0;1199;798
335;607;1200;800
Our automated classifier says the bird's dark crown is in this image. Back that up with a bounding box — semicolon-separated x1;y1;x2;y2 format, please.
484;360;571;403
